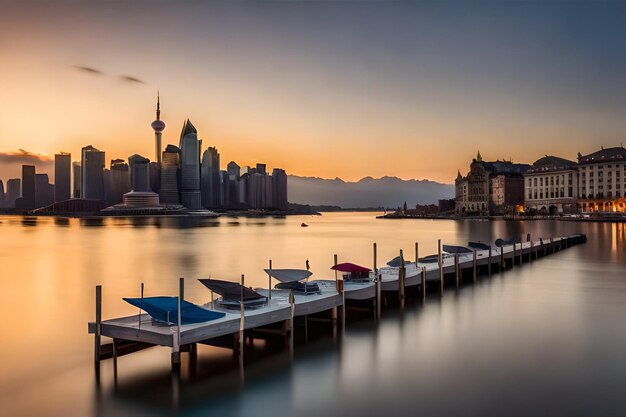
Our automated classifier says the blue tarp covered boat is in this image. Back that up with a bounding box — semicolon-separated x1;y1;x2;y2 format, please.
123;296;226;325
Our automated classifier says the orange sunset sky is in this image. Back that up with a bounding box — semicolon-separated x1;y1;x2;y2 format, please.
1;1;625;184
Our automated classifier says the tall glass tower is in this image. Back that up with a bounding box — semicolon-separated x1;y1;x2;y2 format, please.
179;119;202;209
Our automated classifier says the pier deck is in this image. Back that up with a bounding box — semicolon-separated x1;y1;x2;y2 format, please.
88;233;586;370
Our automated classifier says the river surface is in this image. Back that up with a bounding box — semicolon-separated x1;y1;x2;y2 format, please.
0;212;625;416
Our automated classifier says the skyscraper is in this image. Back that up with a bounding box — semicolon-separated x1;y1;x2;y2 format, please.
160;145;181;204
227;161;240;180
151;92;165;165
81;145;105;200
72;162;81;198
20;165;36;209
54;152;71;202
6;179;21;208
272;168;288;210
178;119;202;209
128;154;151;192
201;147;220;208
35;173;54;208
104;159;130;204
0;180;4;208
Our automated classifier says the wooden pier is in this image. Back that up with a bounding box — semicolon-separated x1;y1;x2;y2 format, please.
88;233;586;372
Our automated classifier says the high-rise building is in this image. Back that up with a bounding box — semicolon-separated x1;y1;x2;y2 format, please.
178;119;202;209
201;147;220;208
81;145;105;200
18;165;36;209
6;179;21;208
35;173;55;208
256;163;267;175
54;152;71;202
72;162;81;198
104;159;130;204
160;145;181;204
151;92;166;165
272;168;288;210
128;154;151;192
0;180;4;208
227;161;240;180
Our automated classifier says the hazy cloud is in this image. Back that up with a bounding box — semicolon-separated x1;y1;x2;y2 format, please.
120;75;144;84
0;149;54;164
72;64;145;85
73;65;103;75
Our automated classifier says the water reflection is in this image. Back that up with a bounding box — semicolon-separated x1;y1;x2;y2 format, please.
1;214;625;417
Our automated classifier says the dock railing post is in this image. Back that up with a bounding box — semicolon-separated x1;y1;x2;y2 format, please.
488;247;492;276
421;267;426;302
399;249;406;309
454;254;460;288
438;240;444;297
472;250;477;283
268;260;272;299
334;254;339;292
94;285;102;366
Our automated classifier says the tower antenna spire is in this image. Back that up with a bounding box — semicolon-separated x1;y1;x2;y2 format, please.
156;89;161;120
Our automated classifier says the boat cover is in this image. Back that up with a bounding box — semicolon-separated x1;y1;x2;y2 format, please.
123;296;225;325
198;279;266;301
468;241;491;250
495;237;521;247
275;281;321;294
331;262;371;273
387;255;411;267
443;244;473;254
418;254;440;263
264;269;313;282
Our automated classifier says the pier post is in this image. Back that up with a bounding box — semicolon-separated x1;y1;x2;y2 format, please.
374;243;380;321
172;278;184;372
415;242;419;271
519;242;523;265
438;240;444;297
268;260;272;299
334;254;339;292
550;237;554;254
376;273;382;321
288;290;295;357
500;246;504;271
138;282;144;328
472;250;477;283
454;254;459;288
530;240;534;261
488;248;492;276
94;285;102;366
398;250;406;310
238;274;245;363
421;267;426;302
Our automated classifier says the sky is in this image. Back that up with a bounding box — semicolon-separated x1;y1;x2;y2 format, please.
1;0;626;184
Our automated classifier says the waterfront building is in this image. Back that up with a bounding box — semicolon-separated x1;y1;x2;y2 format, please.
54;152;71;202
178;120;202;209
129;154;151;192
81;145;105;200
104;159;130;204
35;173;55;208
160;145;181;204
272;168;288;210
523;156;578;214
227;161;240;180
238;173;249;207
17;165;36;210
220;170;230;207
72;161;81;198
0;180;4;207
577;146;626;213
247;172;263;209
455;151;529;215
201;146;220;208
6;179;20;208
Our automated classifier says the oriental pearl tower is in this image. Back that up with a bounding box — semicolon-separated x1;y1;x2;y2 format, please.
151;91;166;165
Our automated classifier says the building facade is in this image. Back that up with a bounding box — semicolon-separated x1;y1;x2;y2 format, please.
81;145;105;200
159;145;181;205
54;152;71;202
201;146;220;208
178;119;202;209
523;156;578;214
455;152;529;216
577;146;626;213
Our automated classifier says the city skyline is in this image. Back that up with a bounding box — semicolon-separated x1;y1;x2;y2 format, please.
2;1;626;184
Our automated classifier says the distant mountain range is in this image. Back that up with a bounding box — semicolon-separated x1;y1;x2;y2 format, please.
287;175;454;208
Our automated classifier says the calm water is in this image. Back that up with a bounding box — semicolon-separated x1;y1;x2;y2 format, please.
0;212;625;416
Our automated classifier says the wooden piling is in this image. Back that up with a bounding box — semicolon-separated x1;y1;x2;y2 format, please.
438;240;444;296
454;254;460;288
530;240;534;261
472;250;477;283
518;242;523;264
334;254;339;292
376;273;382;321
172;278;184;371
239;274;245;361
500;246;504;271
398;250;406;309
94;285;102;365
138;282;144;328
415;242;419;270
268;260;272;299
421;267;426;302
488;247;492;276
550;237;554;254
